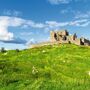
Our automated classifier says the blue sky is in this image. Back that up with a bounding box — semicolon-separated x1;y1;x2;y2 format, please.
0;0;90;49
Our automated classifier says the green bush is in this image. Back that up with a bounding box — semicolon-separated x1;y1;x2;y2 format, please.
0;47;6;53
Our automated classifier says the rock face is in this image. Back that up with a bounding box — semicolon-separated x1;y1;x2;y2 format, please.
50;30;90;46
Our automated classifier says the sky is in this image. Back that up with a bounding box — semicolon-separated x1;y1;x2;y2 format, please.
0;0;90;49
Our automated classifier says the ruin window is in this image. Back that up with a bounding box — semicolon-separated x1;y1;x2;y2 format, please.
63;36;67;41
73;33;77;40
54;33;58;41
68;41;71;44
66;32;69;36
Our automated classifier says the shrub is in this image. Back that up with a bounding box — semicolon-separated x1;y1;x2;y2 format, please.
16;49;20;52
0;47;6;53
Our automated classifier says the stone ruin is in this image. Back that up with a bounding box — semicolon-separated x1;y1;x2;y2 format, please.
50;30;90;46
30;30;90;48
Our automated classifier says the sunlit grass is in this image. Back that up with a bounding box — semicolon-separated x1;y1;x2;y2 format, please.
0;44;90;90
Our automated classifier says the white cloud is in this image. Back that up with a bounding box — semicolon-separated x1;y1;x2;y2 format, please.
75;11;90;19
26;21;45;28
78;21;90;27
0;16;89;42
48;0;88;5
20;32;33;36
60;9;69;14
46;19;90;28
74;0;88;2
46;21;68;28
69;19;90;27
0;16;25;41
3;10;22;16
0;16;45;41
48;0;72;4
60;8;75;14
26;38;36;46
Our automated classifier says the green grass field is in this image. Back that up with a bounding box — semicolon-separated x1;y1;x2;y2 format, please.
0;44;90;90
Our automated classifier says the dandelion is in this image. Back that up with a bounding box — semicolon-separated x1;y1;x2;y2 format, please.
63;60;66;63
3;52;7;55
32;66;38;75
88;71;90;76
42;50;46;53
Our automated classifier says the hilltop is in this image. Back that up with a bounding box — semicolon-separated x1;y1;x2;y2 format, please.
31;30;90;48
0;44;90;90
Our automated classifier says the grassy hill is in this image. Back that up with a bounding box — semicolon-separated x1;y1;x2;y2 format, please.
0;44;90;90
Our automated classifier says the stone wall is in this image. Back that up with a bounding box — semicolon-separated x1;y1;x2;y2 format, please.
50;31;56;42
30;30;90;48
50;30;90;46
73;38;81;45
81;38;90;46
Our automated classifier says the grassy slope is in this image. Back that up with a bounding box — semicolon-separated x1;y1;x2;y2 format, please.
0;44;90;90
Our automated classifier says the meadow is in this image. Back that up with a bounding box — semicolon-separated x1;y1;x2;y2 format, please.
0;44;90;90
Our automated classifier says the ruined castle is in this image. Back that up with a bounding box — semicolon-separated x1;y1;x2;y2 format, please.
50;30;90;46
31;30;90;48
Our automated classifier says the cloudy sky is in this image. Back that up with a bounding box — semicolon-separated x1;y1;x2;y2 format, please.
0;0;90;49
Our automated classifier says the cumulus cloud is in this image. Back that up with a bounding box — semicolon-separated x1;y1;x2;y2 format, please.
0;16;25;41
0;16;89;44
0;16;45;43
1;37;27;44
48;0;72;4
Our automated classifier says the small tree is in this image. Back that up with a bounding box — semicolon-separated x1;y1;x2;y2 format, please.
16;49;20;52
0;47;6;53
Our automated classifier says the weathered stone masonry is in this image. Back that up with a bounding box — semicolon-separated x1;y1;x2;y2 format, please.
50;30;90;46
30;30;90;48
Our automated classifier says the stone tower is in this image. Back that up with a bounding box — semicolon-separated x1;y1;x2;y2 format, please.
50;30;69;42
